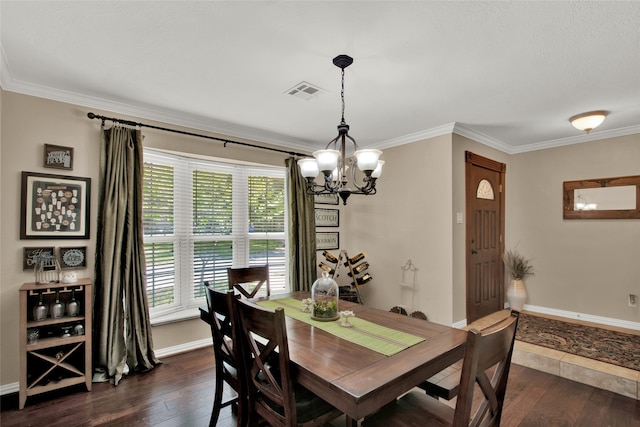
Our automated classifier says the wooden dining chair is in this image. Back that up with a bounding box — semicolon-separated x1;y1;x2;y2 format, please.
233;297;343;427
417;311;515;401
204;285;246;427
362;311;520;427
227;265;270;299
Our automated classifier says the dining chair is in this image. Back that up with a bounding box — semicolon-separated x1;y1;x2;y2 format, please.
204;285;246;427
362;311;520;427
417;311;515;401
227;265;270;299
233;297;343;427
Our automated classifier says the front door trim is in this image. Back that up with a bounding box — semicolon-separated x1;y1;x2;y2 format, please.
465;151;506;323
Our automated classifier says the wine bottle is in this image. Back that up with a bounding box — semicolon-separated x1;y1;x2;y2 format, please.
318;262;335;276
344;252;366;266
354;273;373;286
348;261;369;277
322;250;339;264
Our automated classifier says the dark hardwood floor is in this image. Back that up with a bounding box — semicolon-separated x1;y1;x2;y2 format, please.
2;346;639;426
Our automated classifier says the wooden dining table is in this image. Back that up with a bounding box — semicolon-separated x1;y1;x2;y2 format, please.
200;291;467;425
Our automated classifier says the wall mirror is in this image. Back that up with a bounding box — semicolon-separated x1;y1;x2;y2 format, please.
563;175;640;219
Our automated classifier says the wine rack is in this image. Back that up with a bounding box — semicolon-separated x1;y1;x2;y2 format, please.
19;279;92;409
319;250;372;304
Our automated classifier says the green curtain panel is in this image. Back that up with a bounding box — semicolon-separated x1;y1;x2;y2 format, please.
94;125;160;385
286;157;317;291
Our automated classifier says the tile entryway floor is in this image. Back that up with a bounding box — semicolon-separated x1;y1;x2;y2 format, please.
467;310;640;400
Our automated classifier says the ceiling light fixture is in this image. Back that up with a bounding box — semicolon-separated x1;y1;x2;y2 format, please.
569;110;608;133
298;55;383;205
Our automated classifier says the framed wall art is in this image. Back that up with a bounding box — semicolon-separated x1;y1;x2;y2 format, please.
316;232;339;250
20;171;91;239
43;144;74;170
315;208;339;227
59;246;87;269
314;193;339;205
23;247;55;271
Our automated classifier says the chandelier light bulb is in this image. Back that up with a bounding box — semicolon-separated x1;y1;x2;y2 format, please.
354;149;382;173
313;149;341;173
298;158;319;178
371;160;384;178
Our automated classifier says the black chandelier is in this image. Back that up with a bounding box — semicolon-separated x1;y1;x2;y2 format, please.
298;54;383;205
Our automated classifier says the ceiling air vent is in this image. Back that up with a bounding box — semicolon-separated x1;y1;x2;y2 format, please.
285;81;325;100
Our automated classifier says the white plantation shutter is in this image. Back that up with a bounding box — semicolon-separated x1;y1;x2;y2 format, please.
143;158;179;310
143;149;288;317
247;170;287;292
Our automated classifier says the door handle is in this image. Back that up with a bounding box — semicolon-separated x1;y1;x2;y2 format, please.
471;249;478;254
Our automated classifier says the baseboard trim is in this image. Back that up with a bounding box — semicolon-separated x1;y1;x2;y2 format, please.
453;304;640;331
524;304;640;331
154;338;211;358
0;382;19;396
452;319;467;328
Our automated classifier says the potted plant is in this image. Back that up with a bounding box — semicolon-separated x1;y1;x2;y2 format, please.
503;248;534;311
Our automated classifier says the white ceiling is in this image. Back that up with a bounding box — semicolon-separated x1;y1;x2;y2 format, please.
1;1;639;154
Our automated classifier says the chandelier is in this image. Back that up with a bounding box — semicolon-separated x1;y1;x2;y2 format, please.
298;54;383;205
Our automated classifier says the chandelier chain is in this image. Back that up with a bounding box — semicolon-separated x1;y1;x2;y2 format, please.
340;67;346;125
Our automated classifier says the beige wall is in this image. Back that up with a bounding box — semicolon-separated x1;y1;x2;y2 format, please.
506;135;640;321
348;134;455;325
0;91;290;387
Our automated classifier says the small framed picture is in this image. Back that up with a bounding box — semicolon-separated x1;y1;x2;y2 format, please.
59;246;87;269
44;144;74;170
23;247;56;271
20;171;91;239
314;193;339;205
316;232;339;250
315;208;339;227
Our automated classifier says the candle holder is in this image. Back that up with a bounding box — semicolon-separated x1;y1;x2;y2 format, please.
301;298;313;313
339;310;355;327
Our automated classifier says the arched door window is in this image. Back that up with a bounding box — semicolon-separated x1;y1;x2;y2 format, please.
476;179;494;200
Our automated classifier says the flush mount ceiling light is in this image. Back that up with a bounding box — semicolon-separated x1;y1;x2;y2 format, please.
569;110;608;133
298;54;383;205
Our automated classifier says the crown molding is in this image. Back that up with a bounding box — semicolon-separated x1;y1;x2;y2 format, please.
372;122;515;154
511;125;640;154
452;123;515;153
370;123;457;150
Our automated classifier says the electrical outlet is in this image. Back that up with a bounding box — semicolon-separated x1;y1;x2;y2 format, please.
629;294;638;308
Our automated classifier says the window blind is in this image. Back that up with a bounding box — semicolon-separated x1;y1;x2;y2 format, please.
143;149;288;317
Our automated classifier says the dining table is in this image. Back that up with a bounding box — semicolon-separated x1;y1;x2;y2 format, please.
200;291;467;426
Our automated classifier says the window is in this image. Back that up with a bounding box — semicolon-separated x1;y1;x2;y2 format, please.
143;149;288;318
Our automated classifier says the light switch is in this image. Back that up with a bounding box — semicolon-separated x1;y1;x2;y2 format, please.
456;212;463;224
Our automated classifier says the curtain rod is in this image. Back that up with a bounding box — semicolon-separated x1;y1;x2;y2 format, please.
87;112;307;157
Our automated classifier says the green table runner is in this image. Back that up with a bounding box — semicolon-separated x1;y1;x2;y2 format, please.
256;298;424;356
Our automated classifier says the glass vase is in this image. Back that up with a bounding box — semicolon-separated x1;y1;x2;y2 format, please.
311;271;339;321
32;292;48;321
66;288;80;316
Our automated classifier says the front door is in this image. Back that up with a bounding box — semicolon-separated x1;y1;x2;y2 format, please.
465;151;505;323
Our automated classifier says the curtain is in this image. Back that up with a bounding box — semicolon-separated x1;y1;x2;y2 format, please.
286;157;317;291
94;125;160;385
